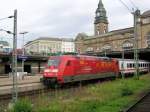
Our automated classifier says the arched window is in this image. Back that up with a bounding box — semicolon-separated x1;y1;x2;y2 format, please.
147;32;150;47
102;44;112;52
122;41;134;50
86;47;94;52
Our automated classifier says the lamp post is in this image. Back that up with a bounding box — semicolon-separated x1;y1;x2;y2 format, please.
0;10;18;103
12;9;18;103
19;32;28;73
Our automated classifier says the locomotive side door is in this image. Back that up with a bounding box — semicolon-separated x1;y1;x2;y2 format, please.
63;60;75;83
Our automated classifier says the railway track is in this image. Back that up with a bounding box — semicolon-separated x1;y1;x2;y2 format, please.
123;91;150;112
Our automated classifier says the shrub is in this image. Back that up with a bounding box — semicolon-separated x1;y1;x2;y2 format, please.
37;107;51;112
11;99;32;112
121;86;133;96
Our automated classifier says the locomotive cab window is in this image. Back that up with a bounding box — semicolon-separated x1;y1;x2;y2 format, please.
48;59;60;67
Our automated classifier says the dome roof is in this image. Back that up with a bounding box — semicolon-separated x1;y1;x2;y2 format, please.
142;10;150;18
94;0;108;24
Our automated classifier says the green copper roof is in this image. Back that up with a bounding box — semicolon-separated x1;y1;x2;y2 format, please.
94;0;108;24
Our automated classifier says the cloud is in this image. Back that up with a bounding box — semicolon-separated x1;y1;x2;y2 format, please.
0;0;149;48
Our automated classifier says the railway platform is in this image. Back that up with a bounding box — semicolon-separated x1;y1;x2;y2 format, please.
0;75;45;96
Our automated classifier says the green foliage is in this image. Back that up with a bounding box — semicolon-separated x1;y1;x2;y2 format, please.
77;100;101;112
35;104;61;112
37;107;51;112
7;74;150;112
11;99;32;112
121;85;133;96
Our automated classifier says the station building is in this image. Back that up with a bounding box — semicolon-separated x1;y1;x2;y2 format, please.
24;37;75;55
75;0;150;56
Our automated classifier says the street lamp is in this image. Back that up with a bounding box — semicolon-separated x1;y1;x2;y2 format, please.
19;32;28;73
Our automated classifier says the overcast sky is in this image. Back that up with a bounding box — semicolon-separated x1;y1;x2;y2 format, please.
0;0;149;48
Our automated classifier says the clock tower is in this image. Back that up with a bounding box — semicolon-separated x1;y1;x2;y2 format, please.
94;0;108;36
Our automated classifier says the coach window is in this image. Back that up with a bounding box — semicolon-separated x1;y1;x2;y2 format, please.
130;64;132;68
133;63;135;68
138;64;140;68
121;63;124;69
127;63;129;68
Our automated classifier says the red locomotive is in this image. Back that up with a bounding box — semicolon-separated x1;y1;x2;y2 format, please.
43;55;119;86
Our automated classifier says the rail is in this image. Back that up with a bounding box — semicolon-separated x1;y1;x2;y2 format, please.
122;90;150;112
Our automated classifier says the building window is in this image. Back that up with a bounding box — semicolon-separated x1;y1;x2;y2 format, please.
122;41;133;50
86;47;94;52
143;18;150;24
104;26;107;33
97;30;100;35
147;32;150;47
102;44;112;52
147;37;150;47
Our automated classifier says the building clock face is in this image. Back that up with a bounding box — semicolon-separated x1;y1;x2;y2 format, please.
96;12;100;17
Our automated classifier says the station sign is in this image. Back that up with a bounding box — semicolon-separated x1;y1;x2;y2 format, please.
18;55;28;61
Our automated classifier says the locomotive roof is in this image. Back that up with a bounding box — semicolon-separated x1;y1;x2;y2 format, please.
76;55;111;59
49;55;111;60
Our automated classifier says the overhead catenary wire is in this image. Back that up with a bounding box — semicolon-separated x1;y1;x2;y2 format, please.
0;16;14;21
128;0;138;10
119;0;132;13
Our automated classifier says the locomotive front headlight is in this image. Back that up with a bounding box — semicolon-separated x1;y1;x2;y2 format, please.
44;69;51;73
51;69;58;73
